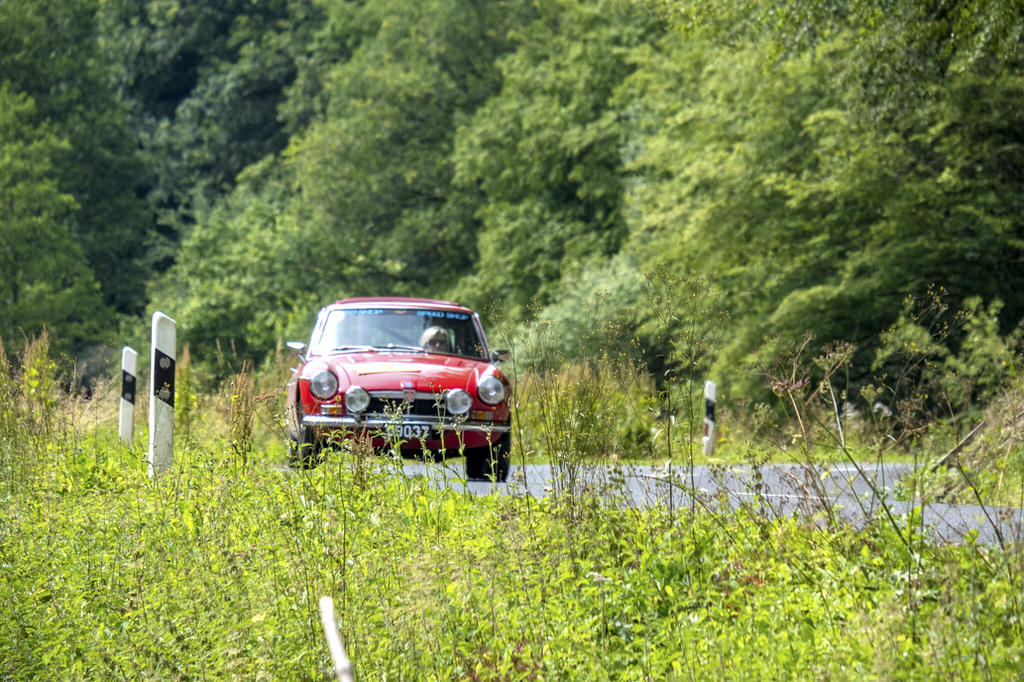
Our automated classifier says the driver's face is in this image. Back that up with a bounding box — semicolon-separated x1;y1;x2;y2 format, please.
426;338;447;351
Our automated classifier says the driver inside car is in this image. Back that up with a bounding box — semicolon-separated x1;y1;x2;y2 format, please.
419;326;452;353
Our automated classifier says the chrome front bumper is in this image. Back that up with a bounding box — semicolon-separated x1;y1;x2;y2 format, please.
302;414;510;434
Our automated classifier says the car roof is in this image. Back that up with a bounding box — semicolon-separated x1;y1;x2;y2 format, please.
330;296;474;313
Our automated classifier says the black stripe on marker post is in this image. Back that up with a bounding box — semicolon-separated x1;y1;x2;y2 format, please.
153;349;175;407
122;370;136;405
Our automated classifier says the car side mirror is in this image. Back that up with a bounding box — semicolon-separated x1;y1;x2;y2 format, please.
286;341;307;363
491;349;510;364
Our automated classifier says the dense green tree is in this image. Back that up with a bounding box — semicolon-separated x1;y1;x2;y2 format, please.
0;86;109;354
287;0;534;297
150;158;320;366
769;0;1024;109
620;7;1024;396
98;0;323;252
451;0;666;318
0;0;153;316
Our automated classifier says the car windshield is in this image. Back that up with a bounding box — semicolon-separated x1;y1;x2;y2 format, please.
311;308;487;359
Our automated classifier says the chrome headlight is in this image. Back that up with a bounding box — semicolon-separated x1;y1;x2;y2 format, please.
477;375;505;405
445;388;472;416
310;370;339;400
345;385;370;414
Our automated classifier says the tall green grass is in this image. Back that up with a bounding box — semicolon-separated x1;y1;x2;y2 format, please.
1;333;1023;679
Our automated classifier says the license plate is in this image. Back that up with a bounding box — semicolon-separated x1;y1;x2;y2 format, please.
383;422;435;441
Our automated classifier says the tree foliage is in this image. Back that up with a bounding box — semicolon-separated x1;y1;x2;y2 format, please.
2;0;1023;407
284;0;535;299
1;0;151;317
452;0;666;316
618;2;1024;394
0;86;108;354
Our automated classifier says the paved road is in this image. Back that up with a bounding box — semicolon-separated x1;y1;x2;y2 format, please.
403;461;1024;545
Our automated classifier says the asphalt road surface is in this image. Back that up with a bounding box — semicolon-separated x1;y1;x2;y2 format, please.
403;460;1024;546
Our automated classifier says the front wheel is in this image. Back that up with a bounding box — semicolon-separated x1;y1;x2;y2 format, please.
464;432;510;482
289;423;323;469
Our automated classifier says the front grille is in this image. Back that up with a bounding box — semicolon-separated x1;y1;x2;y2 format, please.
366;396;446;418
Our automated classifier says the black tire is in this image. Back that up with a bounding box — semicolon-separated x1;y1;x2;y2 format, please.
464;432;510;482
289;423;323;469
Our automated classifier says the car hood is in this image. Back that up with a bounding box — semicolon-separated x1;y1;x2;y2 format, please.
319;351;495;392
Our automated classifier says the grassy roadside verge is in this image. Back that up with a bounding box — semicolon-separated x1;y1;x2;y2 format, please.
2;333;1023;679
3;436;1023;680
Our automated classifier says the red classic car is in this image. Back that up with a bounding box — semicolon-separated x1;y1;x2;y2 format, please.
285;297;513;481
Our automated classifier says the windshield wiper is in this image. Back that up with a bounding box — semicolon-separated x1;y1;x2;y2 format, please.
372;344;425;353
329;345;375;354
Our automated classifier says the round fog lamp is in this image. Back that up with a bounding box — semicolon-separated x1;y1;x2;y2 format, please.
310;370;339;400
345;386;370;414
445;388;472;416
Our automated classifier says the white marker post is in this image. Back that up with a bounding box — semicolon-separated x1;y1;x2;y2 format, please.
148;312;176;478
119;347;138;442
319;596;354;682
702;380;716;456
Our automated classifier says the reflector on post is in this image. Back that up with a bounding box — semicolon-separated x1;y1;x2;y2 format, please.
148;312;176;478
